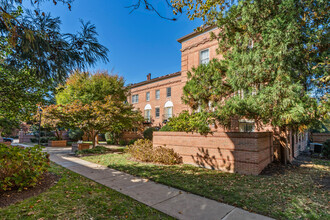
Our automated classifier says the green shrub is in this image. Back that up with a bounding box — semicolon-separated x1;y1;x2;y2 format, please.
68;128;84;141
106;140;115;145
159;125;173;131
119;139;127;146
323;139;330;159
128;139;137;145
105;132;119;144
75;146;111;156
126;139;182;165
143;127;159;140
166;111;212;135
30;137;38;143
0;144;50;192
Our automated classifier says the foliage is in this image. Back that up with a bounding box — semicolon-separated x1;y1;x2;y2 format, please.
105;131;121;145
0;1;108;120
68;128;84;141
84;154;330;219
56;70;128;105
159;125;173;131
165;111;213;135
50;71;143;148
181;0;329;163
47;97;143;148
39;105;71;140
143;127;158;140
0;163;171;219
119;140;127;146
75;145;112;156
322;139;330;159
0;144;49;192
126;139;182;165
0;118;19;136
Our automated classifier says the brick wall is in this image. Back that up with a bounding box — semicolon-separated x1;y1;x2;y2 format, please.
311;133;330;144
153;131;273;175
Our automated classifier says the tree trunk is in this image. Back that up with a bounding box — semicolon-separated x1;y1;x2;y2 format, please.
279;126;290;165
91;130;98;148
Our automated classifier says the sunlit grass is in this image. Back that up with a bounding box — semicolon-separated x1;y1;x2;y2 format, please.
0;163;172;220
84;153;330;220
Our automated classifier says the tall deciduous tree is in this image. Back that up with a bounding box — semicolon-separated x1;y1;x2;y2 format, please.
182;0;329;164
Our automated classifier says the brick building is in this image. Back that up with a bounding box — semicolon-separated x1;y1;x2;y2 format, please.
128;26;221;127
128;27;308;162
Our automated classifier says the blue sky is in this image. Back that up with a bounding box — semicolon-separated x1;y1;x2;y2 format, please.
23;0;201;84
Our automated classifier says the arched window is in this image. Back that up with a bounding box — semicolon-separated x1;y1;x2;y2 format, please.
144;104;152;122
164;101;173;120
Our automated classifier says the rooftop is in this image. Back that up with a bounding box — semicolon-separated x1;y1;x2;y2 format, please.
177;25;217;43
130;71;181;88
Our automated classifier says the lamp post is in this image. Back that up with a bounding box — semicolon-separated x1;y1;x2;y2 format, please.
38;106;43;145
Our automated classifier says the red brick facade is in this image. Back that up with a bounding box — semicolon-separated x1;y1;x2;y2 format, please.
153;131;273;175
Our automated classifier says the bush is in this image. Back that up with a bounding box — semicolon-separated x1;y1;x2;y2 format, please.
68;128;84;141
143;127;159;140
166;111;212;135
323;139;330;159
0;144;50;191
126;139;182;165
107;140;115;145
128;139;137;145
75;146;111;156
159;125;173;131
119;139;127;146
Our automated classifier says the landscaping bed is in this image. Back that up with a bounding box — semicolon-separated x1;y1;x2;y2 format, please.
0;163;172;219
83;153;330;220
0;172;60;208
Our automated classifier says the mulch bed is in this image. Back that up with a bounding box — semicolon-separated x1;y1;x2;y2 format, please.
0;172;60;208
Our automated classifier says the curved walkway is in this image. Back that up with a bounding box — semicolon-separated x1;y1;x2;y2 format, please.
47;147;274;220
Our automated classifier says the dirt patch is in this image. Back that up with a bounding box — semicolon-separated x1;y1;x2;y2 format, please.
260;161;297;176
0;172;60;208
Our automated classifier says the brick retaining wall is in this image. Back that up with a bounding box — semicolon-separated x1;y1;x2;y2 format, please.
153;131;273;175
311;133;330;144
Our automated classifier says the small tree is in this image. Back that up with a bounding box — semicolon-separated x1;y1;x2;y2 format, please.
51;96;143;148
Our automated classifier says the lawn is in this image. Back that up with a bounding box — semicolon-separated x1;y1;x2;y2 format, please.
0;163;172;220
83;153;330;220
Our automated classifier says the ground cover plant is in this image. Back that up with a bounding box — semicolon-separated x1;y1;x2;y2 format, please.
83;153;330;219
75;145;124;156
0;163;172;219
126;139;182;165
0;144;49;192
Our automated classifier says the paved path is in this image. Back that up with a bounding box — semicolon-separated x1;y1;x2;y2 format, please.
47;147;273;220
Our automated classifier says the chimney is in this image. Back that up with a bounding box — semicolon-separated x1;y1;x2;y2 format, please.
147;73;151;81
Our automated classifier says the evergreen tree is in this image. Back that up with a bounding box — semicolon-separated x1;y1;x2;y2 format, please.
182;0;329;164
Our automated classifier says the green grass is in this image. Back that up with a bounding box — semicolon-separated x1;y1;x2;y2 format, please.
75;146;114;156
0;163;172;220
83;153;330;220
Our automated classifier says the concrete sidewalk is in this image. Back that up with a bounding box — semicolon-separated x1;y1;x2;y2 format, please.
47;148;273;220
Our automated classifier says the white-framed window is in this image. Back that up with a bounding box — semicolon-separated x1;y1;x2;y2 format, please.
164;107;173;120
200;49;210;64
132;94;139;104
239;119;255;132
144;110;151;122
155;90;160;100
155;107;160;118
146;92;150;101
166;87;171;97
